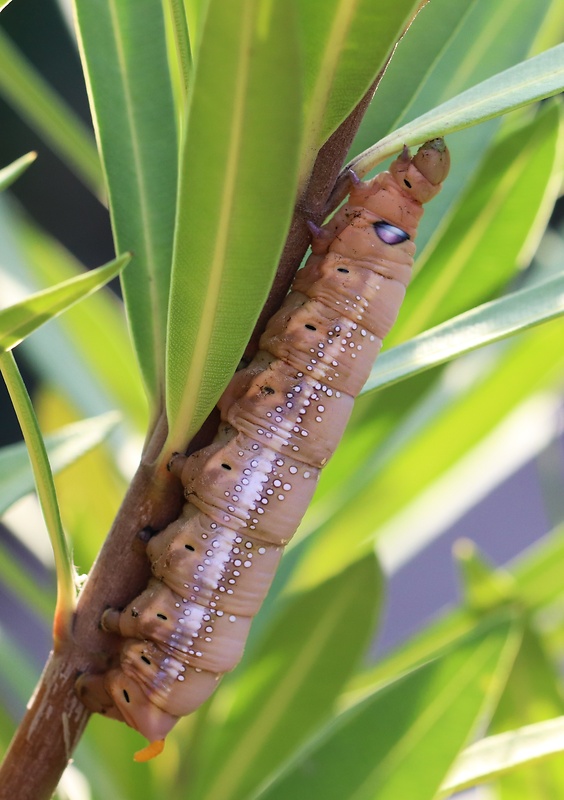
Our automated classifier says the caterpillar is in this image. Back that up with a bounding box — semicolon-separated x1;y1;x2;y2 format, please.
76;138;450;761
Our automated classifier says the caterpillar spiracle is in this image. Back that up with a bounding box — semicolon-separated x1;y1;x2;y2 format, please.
76;138;450;761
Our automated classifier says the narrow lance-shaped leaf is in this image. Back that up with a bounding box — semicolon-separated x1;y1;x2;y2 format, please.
363;271;564;394
257;615;521;800
349;43;564;178
13;217;147;431
486;621;564;797
296;0;421;182
191;554;382;800
165;0;302;452
0;152;36;192
0;254;130;353
0;352;75;646
347;523;564;705
73;0;178;405
440;716;564;797
351;0;556;281
0;411;120;516
392;103;564;343
0;29;102;195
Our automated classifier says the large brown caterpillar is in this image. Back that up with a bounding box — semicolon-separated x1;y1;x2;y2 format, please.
76;139;450;761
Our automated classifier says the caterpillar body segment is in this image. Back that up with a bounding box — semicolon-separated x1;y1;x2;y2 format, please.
76;139;450;758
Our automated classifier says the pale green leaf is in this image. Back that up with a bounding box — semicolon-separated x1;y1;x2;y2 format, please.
488;625;564;798
391;103;564;344
293;318;564;591
0;352;75;639
257;616;520;800
0;412;120;516
13;216;147;432
347;524;564;702
351;44;564;177
352;0;556;257
0;29;102;195
353;0;553;152
190;554;382;800
0;152;36;191
440;716;564;797
165;0;302;452
297;0;420;181
73;0;178;405
0;254;130;353
364;272;564;394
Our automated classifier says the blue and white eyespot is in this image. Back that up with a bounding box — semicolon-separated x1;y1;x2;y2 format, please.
372;221;410;245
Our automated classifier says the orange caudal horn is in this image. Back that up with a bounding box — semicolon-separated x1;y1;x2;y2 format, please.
134;739;165;762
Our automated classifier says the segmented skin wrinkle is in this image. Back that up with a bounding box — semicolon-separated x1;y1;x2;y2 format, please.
75;139;450;761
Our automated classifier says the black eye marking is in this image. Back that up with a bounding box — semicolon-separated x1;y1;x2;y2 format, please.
404;179;412;188
305;324;316;331
141;656;151;665
373;221;410;245
185;544;195;551
221;463;232;470
337;267;349;273
156;613;168;620
123;690;130;703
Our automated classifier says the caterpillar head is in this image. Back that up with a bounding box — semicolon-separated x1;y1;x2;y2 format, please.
391;138;450;204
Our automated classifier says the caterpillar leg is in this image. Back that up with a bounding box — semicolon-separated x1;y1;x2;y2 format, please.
75;672;125;722
167;451;188;478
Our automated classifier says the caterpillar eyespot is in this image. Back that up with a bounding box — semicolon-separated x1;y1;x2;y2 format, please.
372;221;410;245
76;138;450;758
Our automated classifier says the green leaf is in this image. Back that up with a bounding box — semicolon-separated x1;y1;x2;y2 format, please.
486;625;564;798
352;0;556;257
354;0;553;151
392;103;564;343
190;554;382;800
12;216;147;431
0;29;102;195
363;270;564;394
347;523;564;703
351;43;564;176
257;615;520;800
0;254;130;353
296;0;420;180
0;152;36;191
163;0;193;118
165;0;302;452
453;539;516;613
0;352;75;642
440;716;564;797
0;411;120;516
73;0;178;405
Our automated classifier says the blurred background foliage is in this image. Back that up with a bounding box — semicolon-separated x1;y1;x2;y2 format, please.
1;0;564;798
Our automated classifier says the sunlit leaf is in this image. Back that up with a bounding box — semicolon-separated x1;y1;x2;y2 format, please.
0;255;129;353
